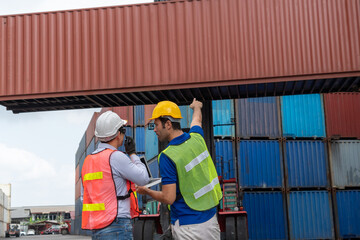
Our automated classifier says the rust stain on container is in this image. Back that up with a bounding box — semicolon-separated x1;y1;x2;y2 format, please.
0;0;359;110
324;93;360;139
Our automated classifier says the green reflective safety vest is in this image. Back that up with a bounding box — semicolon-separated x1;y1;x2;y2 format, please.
159;132;222;211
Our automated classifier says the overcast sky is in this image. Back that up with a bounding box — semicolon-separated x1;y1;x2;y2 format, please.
0;0;153;208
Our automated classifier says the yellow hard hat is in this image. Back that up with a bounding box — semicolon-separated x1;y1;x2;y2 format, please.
149;101;182;120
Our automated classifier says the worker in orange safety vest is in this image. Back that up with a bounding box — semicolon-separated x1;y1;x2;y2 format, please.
81;111;149;240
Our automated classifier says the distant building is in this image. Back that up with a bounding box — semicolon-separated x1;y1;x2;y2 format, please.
0;184;11;238
11;205;74;223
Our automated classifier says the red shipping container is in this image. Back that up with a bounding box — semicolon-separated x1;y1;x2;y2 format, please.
86;112;100;147
111;106;134;126
1;0;360;114
144;105;156;125
324;93;360;139
75;178;81;200
75;165;80;182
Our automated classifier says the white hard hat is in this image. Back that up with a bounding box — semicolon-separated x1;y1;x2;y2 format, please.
95;111;127;142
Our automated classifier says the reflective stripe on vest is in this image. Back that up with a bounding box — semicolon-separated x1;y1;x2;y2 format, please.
161;132;222;211
83;203;105;211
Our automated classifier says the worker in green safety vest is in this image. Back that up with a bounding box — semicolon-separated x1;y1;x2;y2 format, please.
136;98;222;240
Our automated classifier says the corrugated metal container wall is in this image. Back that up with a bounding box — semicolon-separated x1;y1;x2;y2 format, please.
235;97;281;138
148;159;160;191
214;139;235;180
135;127;145;153
134;105;145;126
86;137;95;156
1;0;360;99
85;113;99;147
179;105;193;129
75;165;80;182
79;152;86;176
213;100;234;125
335;190;360;238
238;140;283;188
324;93;360;139
281;94;326;138
145;128;158;161
243;191;287;240
214;125;235;137
288;191;334;239
144;105;156;125
112;106;133;126
285;140;328;188
213;100;234;137
75;198;82;217
76;133;86;167
75;179;81;200
329;140;360;188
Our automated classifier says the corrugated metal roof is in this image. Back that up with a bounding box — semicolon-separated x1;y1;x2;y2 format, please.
0;0;359;113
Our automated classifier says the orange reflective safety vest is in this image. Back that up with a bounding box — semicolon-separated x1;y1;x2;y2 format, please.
81;149;139;230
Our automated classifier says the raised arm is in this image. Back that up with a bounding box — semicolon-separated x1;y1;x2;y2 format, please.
190;98;203;128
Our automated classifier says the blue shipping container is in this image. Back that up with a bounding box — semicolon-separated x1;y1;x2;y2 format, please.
135;127;145;153
213;125;235;137
134;105;145;126
236;97;281;138
145;128;158;160
281;94;326;138
238;140;283;188
243;192;287;239
212;100;234;125
285;141;328;188
213;99;235;137
179;105;193;129
336;190;360;238
214;139;235;179
288;191;334;239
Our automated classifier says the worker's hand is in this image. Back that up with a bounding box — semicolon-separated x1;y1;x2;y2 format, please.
124;136;136;155
190;98;203;110
136;185;149;195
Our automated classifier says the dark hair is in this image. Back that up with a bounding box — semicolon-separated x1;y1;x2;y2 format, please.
159;117;181;130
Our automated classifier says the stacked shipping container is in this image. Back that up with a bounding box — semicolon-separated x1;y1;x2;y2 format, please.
74;93;360;238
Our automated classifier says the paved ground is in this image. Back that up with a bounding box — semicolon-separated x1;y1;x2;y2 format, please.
0;235;91;240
